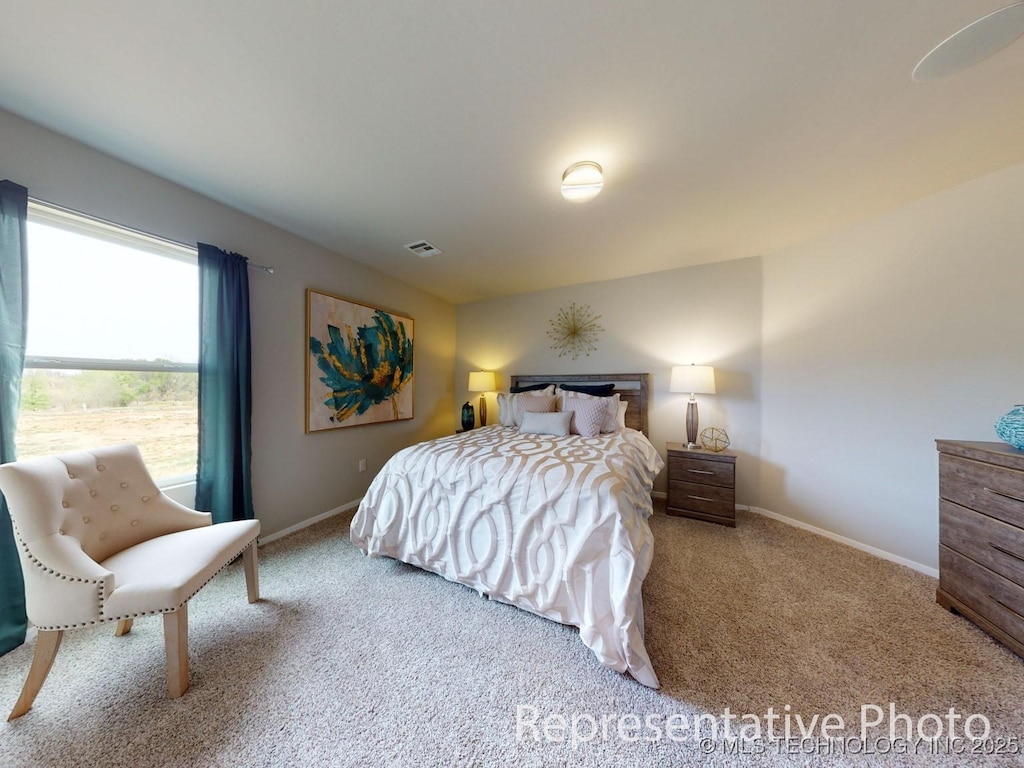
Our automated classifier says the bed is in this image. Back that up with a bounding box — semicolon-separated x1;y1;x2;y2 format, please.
349;373;664;687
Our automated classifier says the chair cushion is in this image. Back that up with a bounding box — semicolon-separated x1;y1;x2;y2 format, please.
101;519;260;618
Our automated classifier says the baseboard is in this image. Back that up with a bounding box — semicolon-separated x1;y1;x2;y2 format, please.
748;505;939;578
261;496;939;578
258;498;362;546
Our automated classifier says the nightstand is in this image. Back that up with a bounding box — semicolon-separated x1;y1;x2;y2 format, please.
666;442;737;527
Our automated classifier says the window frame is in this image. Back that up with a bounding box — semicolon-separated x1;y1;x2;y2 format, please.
24;356;198;374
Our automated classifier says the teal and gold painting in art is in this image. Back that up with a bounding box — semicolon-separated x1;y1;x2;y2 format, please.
306;289;415;432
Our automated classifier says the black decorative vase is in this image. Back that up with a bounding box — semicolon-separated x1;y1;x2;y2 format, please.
461;402;475;431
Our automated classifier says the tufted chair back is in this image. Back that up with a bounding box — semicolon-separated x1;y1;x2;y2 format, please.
2;444;208;564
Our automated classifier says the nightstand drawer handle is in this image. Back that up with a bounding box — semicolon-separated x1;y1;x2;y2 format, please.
985;487;1024;505
686;469;714;475
687;494;715;502
989;594;1024;624
990;542;1024;565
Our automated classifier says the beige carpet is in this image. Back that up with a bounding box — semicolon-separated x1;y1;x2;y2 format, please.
2;504;1023;767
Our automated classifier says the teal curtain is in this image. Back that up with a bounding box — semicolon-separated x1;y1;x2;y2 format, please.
0;180;29;655
196;243;254;523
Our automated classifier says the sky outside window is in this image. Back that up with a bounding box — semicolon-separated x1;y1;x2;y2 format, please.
25;221;198;362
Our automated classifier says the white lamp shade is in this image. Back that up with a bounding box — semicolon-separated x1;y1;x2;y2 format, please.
468;371;497;392
669;365;716;395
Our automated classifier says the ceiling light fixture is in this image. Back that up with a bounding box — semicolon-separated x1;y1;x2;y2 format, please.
560;161;604;203
913;2;1024;81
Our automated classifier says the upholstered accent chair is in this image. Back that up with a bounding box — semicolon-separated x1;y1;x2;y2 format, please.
0;444;260;720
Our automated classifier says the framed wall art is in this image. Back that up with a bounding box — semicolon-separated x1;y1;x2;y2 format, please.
306;289;415;432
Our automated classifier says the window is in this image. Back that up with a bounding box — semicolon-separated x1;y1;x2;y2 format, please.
16;202;199;483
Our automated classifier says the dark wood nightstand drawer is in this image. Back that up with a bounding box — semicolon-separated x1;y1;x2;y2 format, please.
940;455;1024;530
940;545;1024;647
667;480;735;520
668;456;734;489
940;500;1024;587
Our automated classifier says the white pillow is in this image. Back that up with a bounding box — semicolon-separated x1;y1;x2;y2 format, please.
515;385;556;395
558;390;620;433
497;393;514;426
617;399;628;429
519;410;572;437
497;386;556;426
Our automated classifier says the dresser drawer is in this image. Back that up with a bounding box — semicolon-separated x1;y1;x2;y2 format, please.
668;480;735;520
940;500;1024;587
667;456;734;488
940;545;1024;647
940;455;1024;529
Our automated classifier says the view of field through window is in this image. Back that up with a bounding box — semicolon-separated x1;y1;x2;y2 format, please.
16;209;200;481
17;370;198;479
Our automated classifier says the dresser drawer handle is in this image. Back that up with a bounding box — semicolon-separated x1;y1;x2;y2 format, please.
990;542;1024;565
985;487;1024;505
989;594;1024;624
686;469;714;475
687;495;715;502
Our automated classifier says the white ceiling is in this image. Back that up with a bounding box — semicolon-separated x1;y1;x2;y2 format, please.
1;1;1023;304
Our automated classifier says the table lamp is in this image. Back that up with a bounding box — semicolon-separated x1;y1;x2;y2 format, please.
669;365;716;449
468;371;497;427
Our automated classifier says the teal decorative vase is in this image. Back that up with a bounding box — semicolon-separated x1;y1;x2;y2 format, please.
461;402;475;431
995;405;1024;450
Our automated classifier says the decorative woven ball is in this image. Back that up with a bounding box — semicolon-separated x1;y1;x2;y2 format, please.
995;405;1024;450
700;427;730;452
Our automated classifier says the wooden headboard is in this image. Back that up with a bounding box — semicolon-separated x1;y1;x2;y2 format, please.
509;373;650;436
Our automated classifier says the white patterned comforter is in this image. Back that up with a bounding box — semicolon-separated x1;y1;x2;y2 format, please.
350;425;665;687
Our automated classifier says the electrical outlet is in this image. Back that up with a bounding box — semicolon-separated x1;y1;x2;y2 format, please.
358;459;367;473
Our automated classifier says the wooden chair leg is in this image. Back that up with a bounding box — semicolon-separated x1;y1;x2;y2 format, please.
115;619;133;636
163;605;189;699
243;541;260;603
9;629;63;720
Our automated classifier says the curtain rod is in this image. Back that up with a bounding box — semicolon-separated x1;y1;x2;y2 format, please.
27;196;275;275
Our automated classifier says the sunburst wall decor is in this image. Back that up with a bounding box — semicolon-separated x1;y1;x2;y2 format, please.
547;302;604;360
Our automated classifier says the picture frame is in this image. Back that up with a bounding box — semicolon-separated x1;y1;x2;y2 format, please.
306;289;415;432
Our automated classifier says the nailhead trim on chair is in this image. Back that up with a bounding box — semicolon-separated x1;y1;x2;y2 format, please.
12;521;106;587
43;534;257;630
11;518;110;630
11;516;258;631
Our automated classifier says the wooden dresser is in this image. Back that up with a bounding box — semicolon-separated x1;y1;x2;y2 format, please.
666;443;736;527
936;440;1024;658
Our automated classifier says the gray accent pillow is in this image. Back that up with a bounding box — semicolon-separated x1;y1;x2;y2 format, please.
518;410;572;437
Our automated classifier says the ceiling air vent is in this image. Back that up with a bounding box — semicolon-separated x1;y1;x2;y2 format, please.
404;240;442;258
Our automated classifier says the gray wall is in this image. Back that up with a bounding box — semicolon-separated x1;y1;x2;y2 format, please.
456;257;764;503
759;160;1024;569
0;108;456;537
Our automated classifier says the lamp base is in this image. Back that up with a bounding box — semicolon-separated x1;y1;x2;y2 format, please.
686;399;699;447
479;395;487;427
